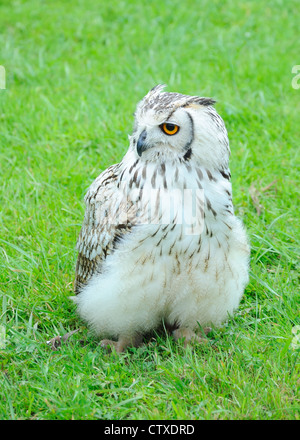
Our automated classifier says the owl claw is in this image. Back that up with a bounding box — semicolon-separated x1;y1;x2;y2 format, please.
172;327;210;347
100;339;118;352
100;335;143;353
47;335;62;351
203;326;212;335
47;329;80;351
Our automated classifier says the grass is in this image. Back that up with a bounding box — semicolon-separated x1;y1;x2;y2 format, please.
0;0;299;420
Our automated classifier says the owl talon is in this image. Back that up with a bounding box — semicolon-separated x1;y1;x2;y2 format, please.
47;328;80;351
173;327;209;347
47;335;62;351
100;335;143;353
203;326;212;335
100;339;118;352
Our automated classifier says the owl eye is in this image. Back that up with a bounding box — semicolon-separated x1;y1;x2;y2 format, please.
160;123;180;136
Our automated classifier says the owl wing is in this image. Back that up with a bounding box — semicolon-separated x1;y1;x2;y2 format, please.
74;163;132;294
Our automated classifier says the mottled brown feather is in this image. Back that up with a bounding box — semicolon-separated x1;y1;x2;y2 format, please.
74;164;132;294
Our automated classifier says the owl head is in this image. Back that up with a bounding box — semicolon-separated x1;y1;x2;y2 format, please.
129;85;230;170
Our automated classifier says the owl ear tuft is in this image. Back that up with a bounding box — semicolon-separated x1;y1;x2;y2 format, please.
149;84;167;94
145;84;167;101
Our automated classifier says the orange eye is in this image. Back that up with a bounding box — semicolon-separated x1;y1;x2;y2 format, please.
160;123;180;136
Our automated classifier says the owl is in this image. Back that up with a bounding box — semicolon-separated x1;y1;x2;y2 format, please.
74;85;250;352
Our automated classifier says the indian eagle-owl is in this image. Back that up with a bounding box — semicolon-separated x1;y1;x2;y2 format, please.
73;85;250;352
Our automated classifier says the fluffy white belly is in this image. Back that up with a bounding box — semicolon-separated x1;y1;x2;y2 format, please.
75;221;249;338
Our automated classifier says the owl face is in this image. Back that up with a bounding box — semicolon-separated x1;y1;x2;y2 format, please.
130;85;230;169
134;106;194;158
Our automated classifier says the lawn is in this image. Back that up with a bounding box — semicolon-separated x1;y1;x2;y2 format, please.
0;0;299;420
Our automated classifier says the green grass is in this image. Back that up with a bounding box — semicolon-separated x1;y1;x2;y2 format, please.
0;0;299;420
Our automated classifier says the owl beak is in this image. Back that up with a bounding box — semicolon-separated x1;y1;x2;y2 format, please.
136;129;148;157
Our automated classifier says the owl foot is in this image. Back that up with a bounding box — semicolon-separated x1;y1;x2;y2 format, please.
172;327;211;348
47;328;80;351
100;334;143;353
